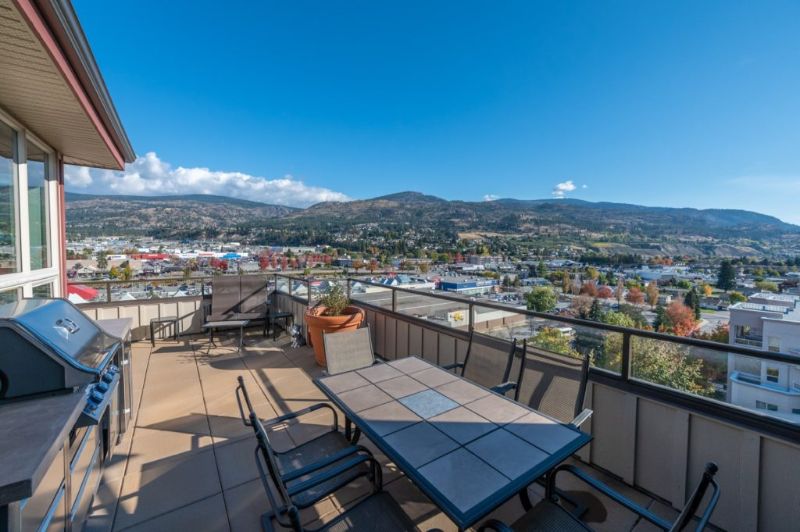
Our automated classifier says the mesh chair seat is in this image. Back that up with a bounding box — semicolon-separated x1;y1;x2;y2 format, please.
323;328;375;375
320;492;417;532
509;499;591;532
278;431;371;507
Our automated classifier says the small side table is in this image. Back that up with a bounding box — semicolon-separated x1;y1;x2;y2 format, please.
203;320;250;352
268;311;293;341
150;316;180;346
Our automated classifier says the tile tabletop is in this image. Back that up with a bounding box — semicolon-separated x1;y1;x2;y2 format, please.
315;356;591;528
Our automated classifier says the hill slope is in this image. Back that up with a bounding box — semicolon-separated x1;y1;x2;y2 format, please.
66;192;297;239
65;191;799;254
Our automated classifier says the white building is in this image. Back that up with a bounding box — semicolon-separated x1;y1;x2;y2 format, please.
727;292;800;421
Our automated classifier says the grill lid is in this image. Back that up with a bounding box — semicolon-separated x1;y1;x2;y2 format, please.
0;298;118;371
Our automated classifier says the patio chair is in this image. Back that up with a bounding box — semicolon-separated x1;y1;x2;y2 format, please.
514;346;592;510
479;462;720;532
235;376;370;511
322;326;380;444
249;410;416;531
443;332;523;398
323;327;376;376
207;275;268;331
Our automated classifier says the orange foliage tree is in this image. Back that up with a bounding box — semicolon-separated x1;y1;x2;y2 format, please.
626;286;645;305
665;301;697;336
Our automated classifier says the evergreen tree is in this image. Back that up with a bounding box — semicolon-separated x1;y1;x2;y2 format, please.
588;298;605;322
716;260;736;291
653;304;667;332
684;287;702;320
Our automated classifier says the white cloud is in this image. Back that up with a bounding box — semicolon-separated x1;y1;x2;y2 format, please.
64;152;350;207
552;180;577;198
483;194;499;202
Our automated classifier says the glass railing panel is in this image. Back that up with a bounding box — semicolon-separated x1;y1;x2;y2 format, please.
629;336;727;401
349;282;394;310
394;291;465;329
476;310;623;375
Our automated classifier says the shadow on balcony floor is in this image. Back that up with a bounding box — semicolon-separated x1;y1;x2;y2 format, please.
85;332;673;532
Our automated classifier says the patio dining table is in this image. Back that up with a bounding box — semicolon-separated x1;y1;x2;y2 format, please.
314;356;592;530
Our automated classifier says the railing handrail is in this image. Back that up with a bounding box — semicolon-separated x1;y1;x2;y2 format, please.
345;277;800;365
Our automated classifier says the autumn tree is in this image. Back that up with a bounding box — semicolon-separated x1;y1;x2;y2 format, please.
419;262;429;274
579;280;598;297
664;301;697;336
352;259;365;273
570;295;594;319
615;279;625;303
597;285;614;299
702;284;713;297
645;282;659;309
625;287;645;305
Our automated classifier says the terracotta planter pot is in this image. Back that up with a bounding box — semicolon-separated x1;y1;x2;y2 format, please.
305;305;365;366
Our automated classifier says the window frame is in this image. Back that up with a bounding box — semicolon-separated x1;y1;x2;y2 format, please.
0;106;61;298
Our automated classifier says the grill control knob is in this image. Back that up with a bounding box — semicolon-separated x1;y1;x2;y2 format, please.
96;382;109;393
89;391;104;403
101;373;114;384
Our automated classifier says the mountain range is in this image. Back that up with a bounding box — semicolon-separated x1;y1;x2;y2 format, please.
65;191;800;255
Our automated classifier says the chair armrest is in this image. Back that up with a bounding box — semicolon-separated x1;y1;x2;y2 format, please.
570;408;593;428
477;519;514;532
263;402;339;431
281;445;363;482
490;381;517;396
441;362;464;371
550;465;672;530
286;453;375;497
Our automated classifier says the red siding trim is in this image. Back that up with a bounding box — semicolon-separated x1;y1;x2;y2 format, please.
11;0;126;169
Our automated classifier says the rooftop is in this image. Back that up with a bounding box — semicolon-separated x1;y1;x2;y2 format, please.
85;332;678;531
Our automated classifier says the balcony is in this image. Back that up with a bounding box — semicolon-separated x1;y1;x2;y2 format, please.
70;275;800;531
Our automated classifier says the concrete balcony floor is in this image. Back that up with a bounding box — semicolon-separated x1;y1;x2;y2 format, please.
85;330;681;532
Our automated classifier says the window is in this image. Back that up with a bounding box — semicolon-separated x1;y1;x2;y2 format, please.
0;287;17;304
768;336;780;353
756;400;778;411
32;282;52;297
766;367;780;383
793;408;800;415
0;120;17;274
26;139;49;270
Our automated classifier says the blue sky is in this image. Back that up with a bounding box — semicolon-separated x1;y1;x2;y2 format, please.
70;1;800;223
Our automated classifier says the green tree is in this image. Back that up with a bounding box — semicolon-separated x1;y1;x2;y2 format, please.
537;260;548;278
684;287;702;320
526;287;557;312
729;291;746;303
96;251;108;271
716;260;736;291
529;327;580;359
754;280;778;293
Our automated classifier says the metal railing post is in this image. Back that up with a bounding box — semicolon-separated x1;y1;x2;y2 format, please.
391;288;397;313
288;275;293;298
346;278;351;300
621;332;632;381
468;302;475;332
106;281;111;303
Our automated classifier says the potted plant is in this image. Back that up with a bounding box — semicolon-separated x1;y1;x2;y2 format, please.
305;285;365;366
